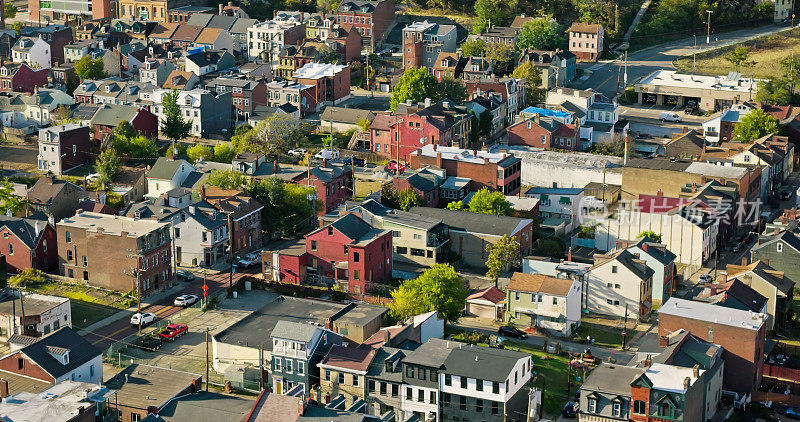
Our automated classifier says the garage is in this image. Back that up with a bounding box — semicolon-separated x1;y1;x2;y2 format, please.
642;93;657;104
465;287;505;321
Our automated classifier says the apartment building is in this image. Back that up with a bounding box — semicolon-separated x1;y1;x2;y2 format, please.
567;22;604;61
247;20;307;60
336;0;395;51
293;62;351;108
402;20;457;71
37;124;91;175
151;88;232;137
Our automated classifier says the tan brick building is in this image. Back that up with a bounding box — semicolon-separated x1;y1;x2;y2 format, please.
318;345;376;407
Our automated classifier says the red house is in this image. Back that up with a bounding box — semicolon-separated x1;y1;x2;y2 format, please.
507;115;580;151
0;216;58;273
90;104;158;141
0;62;48;93
328;24;363;63
293;62;351;107
383;99;471;162
336;0;395;50
291;165;354;215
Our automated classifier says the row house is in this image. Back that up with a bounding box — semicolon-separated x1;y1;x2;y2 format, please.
462;56;493;81
506;272;582;336
19;25;72;65
392;168;443;208
336;0;395;51
37;124;91;175
193;27;235;52
524;186;583;232
148;22;179;44
381;99;471;161
22;88;73;127
276;42;324;80
90;103;159;141
586;249;654;320
163;70;201;90
167;5;217;24
402;20;457;71
468;93;507;139
145;157;196;199
567;22;604;61
0;292;71;341
0;62;48;93
545;87;624;144
0;216;58;273
202;186;264;255
293;62;351;109
507;114;580;151
306;12;338;40
172;24;204;48
465;77;524;118
183;49;235;77
247;19;307;61
476;26;519;48
151;88;232;138
291;164;354;215
49;62;79;93
186;13;258;52
266;80;317;117
271;320;344;396
139;57;176;86
63;39;101;63
12;37;50;70
56;211;173;296
206;77;267;120
432;53;467;81
25;175;86;223
518;49;577;89
328;25;363;63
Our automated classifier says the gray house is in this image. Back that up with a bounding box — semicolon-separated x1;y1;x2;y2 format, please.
624;236;677;305
139;58;176;87
751;230;800;287
579;363;643;421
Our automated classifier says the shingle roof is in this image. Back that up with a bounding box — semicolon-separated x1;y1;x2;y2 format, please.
408;207;532;237
320;345;376;372
10;327;101;380
147;157;193;180
195;27;225;44
149;23;179;39
568;22;603;33
329;213;373;241
90;104;139;127
270;320;323;342
719;279;768;312
466;286;506;304
172;24;204;42
0;216;49;249
441;342;529;383
508;273;574;296
581;363;643;395
27;176;82;205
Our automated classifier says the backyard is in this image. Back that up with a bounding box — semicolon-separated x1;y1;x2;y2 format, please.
25;280;131;329
674;28;800;79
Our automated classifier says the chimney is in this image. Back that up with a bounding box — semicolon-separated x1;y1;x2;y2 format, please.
642;243;648;252
0;379;8;398
568;247;572;262
201;185;206;200
322;158;328;168
632;252;640;259
658;335;668;348
692;364;700;378
683;377;690;389
325;317;333;330
643;355;652;368
683;126;689;134
424;97;431;108
741;257;748;266
384;329;390;343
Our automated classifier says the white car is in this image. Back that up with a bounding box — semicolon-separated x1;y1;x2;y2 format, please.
236;252;261;268
130;312;157;326
288;148;307;157
174;294;199;307
314;148;340;160
86;173;101;183
659;112;682;123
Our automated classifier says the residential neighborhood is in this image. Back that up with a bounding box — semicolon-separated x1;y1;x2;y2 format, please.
1;0;800;420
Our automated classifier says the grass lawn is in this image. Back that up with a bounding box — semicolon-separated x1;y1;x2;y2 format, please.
572;321;641;349
26;281;129;329
674;28;800;79
782;295;800;347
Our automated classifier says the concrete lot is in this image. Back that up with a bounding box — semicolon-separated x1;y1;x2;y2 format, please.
0;144;40;173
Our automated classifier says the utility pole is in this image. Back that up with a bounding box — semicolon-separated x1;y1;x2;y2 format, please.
693;35;697;74
228;214;233;289
622;303;629;350
624;51;628;88
259;343;264;390
205;328;210;391
705;10;713;45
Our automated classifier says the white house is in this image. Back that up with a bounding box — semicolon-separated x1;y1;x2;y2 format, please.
545;87;626;143
506;272;582;336
145;157;196;199
585;249;654;320
701;109;741;144
24;88;74;127
525;186;584;234
12;37;51;69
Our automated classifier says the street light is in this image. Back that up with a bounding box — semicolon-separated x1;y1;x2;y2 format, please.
705;10;713;45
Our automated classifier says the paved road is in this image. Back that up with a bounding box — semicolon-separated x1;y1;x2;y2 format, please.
573;24;788;98
83;266;258;350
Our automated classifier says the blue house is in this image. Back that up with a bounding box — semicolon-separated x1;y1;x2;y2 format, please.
270;320;343;395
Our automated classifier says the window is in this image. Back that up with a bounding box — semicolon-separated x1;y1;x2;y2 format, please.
285;360;293;373
442;393;450;406
338;372;345;384
297;361;305;375
588;398;597;413
612;265;618;273
459;396;466;410
328;227;334;235
778;242;783;252
492;381;499;394
353;252;359;262
67;250;73;261
476;399;483;412
460;376;467;389
406;387;412;399
325;370;331;381
612;402;621;417
429;391;436;404
396;246;408;254
82;256;87;266
353;375;359;387
476;379;483;391
17;357;24;370
491;401;499;414
311;241;317;251
634;400;646;414
417;389;424;402
66;231;71;242
444;374;451;386
659;402;673;418
406;366;414;377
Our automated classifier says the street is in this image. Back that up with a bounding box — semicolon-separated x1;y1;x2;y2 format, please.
573;24;789;98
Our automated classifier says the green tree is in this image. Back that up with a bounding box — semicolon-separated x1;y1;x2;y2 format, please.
161;89;192;143
95;147;120;189
0;178;25;216
74;55;106;80
357;118;372;132
446;200;467;211
517;18;565;50
460;38;485;57
724;46;750;73
4;2;18;19
733;109;780;142
468;188;512;215
473;0;517;34
511;61;544;106
186;144;214;163
237;114;300;157
485;234;520;287
637;230;662;243
389;264;469;323
11;22;23;36
213;143;235;163
756;79;792;105
435;77;467;105
485;42;515;75
113;121;137;141
247;177;287;237
470;109;493;142
381;184;399;208
398;187;425;211
205;169;248;190
316;0;340;12
8;269;46;287
390;67;438;112
319;45;340;64
780;55;800;95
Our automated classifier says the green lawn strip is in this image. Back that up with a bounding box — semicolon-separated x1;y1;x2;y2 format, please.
23;281;128;329
70;301;119;329
573;323;625;349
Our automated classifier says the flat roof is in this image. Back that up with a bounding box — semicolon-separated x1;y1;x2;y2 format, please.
104;364;201;411
659;297;766;330
645;363;701;393
638;70;761;93
0;293;68;317
685;161;749;179
411;144;519;167
293;62;347;80
0;381;113;422
59;211;167;237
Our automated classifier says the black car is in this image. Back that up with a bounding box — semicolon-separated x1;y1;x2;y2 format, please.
341;157;365;166
562;401;578;418
498;326;528;339
175;270;195;282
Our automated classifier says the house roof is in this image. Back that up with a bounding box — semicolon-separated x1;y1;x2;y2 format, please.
90;104;139;127
203;186;264;219
121;202;181;222
630;237;677;266
511;15;535;28
148;157;194;180
27;175;82;205
0;216;50;249
320;107;375;125
172;24;204;42
0;369;52;395
408;207;532;237
466;286;506;304
0;293;68;318
595;249;655;281
659;297;766;330
163;70;196;89
104;364;201;410
59;212;168;237
195;27;225;44
441;342;530;383
151;391;255;421
581;363;643;395
508;273;574;296
8;327;101;380
270;320;323;343
725;260;794;296
149;23;179;39
327;213;373;241
752;230;800;255
320;345;376;372
567;22;602;33
185;50;229;67
719;279;768;312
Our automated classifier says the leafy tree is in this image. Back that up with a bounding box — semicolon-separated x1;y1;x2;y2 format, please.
724;46;750;73
113;121;137;141
357;118;372;132
435;77;467;105
398;187;425;211
51;105;73;124
473;0;517;34
469;109;493;143
485;234;520;287
389;264;469;323
205;169;248;190
237;114;300;157
4;2;18;19
756;79;792;105
74;55;106;80
637;230;662;243
11;22;23;36
319;45;341;64
161;89;192;143
112;133;160;165
485;42;515;75
518;18;565;51
0;178;25;216
733;109;780;142
390;67;437;112
468;188;512;215
381;184;400;208
95;148;120;189
8;269;46;287
213;143;235;163
316;0;340;12
511;61;544;106
446;200;467;211
585;134;630;157
247;177;319;236
186;144;214;163
533;236;565;259
780;55;800;95
460;38;486;57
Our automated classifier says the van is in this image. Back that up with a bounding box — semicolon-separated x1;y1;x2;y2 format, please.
314;148;340;160
659;112;681;123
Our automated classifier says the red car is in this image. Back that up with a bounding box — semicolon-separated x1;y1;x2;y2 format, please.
159;324;188;341
387;161;406;173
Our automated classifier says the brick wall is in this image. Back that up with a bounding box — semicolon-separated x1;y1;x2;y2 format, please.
0;351;56;384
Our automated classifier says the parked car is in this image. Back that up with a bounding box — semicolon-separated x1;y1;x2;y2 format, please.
135;334;161;351
784;406;800;419
159;324;188;341
288;148;307;157
660;112;682;122
236;252;261;268
698;273;713;283
732;243;745;253
562;401;578;418
386;160;406;173
314;148;340;160
498;326;528;339
684;103;698;115
175;270;195;282
130;312;157;326
174;294;199;307
341;156;365;166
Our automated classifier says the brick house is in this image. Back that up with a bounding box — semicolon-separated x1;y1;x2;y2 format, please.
336;0;395;51
104;364;203;422
507;114;580;151
0;62;48;93
465;77;524;119
90;104;158;141
658;297;767;394
202;186;264;255
56;211;172;297
206;77;267;121
266;80;317;117
0;216;58;273
432;52;467;81
392;168;442;208
293;62;351;109
37;124;91;175
408;144;522;195
318;345;376;407
328;24;363;63
402;21;457;71
291;165;353;215
382;99;471;161
567;22;604;61
26;175;85;223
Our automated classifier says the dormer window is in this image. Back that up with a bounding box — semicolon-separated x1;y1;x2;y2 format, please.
105;85;112;93
0;67;6;76
184;97;192;106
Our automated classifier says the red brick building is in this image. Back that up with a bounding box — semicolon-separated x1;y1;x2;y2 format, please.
56;211;172;297
379;99;471;161
0;62;48;93
202;186;264;255
291;165;354;215
90;104;159;141
0;216;58;273
507;115;580;151
294;62;351;107
409;144;522;195
658;297;767;394
328;24;363;63
392;169;441;208
336;0;395;51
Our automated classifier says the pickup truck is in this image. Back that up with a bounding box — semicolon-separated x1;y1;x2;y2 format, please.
159;324;188;341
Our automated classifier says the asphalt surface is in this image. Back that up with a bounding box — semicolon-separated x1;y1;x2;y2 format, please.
83;266;258;350
573;24;789;98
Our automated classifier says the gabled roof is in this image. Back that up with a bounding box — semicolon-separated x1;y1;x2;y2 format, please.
593;249;655;281
5;327;101;380
466;286;506;304
185;50;230;67
172;24;204;42
568;22;603;33
27;175;82;205
0;216;50;249
630;236;677;266
90;104;139;127
320;344;376;372
147;157;194;180
195;27;226;44
149;23;179;39
270;320;323;343
719;279;768;312
508;272;574;296
725;260;794;296
752;228;800;254
328;213;373;241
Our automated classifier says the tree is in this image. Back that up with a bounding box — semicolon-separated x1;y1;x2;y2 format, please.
460;38;486;57
390;67;438;112
511;61;544;106
186;144;214;163
468;188;513;215
0;178;25;216
637;230;662;243
518;18;565;50
485;234;520;287
357;118;372;132
724;46;750;73
238;114;300;157
435;77;467;105
74;55;106;80
733;109;780;142
11;22;23;36
381;184;399;208
205;169;248;190
398;187;425;211
389;264;469;323
161;89;192;143
756;79;792;105
319;45;340;64
446;200;467;211
95;148;120;189
4;2;18;19
8;269;46;287
316;0;340;12
470;110;493;143
780;55;800;95
213;143;235;163
485;42;515;75
473;0;517;34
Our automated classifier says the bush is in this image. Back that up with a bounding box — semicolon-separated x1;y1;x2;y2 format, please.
8;268;46;287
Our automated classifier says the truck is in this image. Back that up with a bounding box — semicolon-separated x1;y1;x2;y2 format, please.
159;324;188;341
